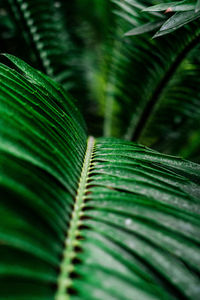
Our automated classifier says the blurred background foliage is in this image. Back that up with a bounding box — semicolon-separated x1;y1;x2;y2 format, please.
1;0;200;162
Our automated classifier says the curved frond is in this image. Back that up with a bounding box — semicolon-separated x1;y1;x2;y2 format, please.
0;57;200;299
7;0;75;91
139;46;200;159
0;55;87;298
101;0;200;160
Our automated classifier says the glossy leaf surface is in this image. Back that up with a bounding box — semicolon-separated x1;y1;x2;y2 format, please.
155;10;200;37
0;55;87;298
0;57;200;299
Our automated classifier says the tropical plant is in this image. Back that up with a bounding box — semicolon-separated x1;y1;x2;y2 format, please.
0;1;200;299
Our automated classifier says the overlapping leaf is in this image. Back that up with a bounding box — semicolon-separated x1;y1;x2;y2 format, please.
128;0;200;37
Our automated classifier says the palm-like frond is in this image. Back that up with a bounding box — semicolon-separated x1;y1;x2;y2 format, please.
0;57;200;299
0;54;87;298
101;0;200;160
139;46;200;158
6;0;116;137
4;0;200;158
7;0;76;91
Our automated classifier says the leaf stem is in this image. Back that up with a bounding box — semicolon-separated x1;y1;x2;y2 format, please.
55;136;95;300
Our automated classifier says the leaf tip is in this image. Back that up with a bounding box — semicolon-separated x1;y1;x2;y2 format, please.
152;31;160;38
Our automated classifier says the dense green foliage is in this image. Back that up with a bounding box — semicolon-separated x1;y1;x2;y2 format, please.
0;1;200;299
127;0;200;37
2;0;200;158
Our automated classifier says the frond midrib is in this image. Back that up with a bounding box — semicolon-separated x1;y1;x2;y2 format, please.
55;136;95;300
